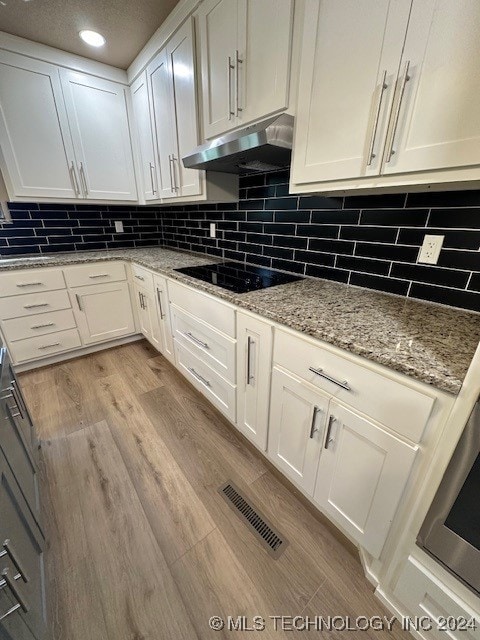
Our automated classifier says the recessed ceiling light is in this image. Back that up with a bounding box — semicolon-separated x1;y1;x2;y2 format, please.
79;30;106;47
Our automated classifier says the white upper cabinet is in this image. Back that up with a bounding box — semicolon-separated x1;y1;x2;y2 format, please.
292;0;480;192
314;402;418;558
130;72;158;201
382;0;480;175
198;0;294;139
60;70;137;201
147;18;201;200
0;51;77;199
292;0;411;185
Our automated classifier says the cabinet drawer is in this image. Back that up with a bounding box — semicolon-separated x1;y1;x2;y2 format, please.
175;340;236;422
131;263;154;290
168;280;235;338
394;556;480;640
171;304;236;383
3;309;77;341
63;261;126;288
274;329;435;443
0;267;65;297
0;289;72;320
10;328;81;363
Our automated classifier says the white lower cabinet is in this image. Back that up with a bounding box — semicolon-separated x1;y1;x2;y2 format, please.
153;274;175;364
71;281;135;345
132;282;163;352
236;311;272;451
268;366;329;494
314;401;418;558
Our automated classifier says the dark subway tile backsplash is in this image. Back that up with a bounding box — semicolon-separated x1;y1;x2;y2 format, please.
2;169;480;312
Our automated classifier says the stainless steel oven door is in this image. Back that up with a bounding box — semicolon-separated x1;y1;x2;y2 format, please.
418;401;480;595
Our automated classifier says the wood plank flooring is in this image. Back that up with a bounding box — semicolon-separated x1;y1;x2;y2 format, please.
19;340;410;640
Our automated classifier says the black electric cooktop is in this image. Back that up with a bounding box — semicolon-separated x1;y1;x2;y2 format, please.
174;262;303;294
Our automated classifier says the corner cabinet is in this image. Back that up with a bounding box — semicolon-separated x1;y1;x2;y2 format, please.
291;0;480;193
0;49;137;202
197;0;294;139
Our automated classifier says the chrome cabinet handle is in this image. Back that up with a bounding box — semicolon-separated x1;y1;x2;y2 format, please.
76;294;83;311
168;154;174;193
246;336;254;385
79;162;88;196
138;291;145;310
235;50;243;116
0;600;22;622
172;155;179;191
149;162;157;195
324;415;336;449
185;332;209;349
1;568;29;613
0;541;28;583
134;274;145;281
88;273;109;279
16;282;43;288
69;161;80;196
23;303;48;309
385;60;411;162
188;367;211;387
38;342;60;350
141;293;147;310
30;322;54;329
366;69;388;166
169;155;178;192
310;406;322;439
10;387;24;420
156;289;164;318
308;366;351;391
227;55;235;120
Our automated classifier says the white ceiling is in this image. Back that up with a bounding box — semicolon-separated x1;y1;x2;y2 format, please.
0;0;181;69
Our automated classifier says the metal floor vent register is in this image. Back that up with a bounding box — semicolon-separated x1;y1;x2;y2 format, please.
218;481;288;558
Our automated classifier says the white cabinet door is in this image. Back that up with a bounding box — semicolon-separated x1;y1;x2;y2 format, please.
268;366;329;495
314;402;418;558
236;312;272;451
198;0;238;138
168;19;202;198
133;283;162;351
60;70;137;201
72;282;135;345
236;0;293;126
130;72;159;201
383;0;480;175
153;274;175;364
148;49;178;199
0;51;77;199
292;0;411;185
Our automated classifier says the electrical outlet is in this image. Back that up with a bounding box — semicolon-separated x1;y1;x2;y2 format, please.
417;234;444;265
114;221;124;233
209;223;216;238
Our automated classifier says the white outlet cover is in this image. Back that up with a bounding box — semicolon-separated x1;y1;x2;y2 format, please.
209;222;216;238
114;220;124;233
418;234;444;265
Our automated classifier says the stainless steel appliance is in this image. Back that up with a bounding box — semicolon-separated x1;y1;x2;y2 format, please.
182;113;293;174
418;399;480;594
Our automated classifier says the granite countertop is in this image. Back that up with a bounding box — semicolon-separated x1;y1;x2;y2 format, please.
1;247;479;394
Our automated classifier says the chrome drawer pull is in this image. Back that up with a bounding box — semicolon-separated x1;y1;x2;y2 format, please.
10;387;24;420
0;541;28;583
16;282;43;288
156;289;164;319
0;601;22;622
324;415;336;450
1;568;29;613
188;367;211;387
135;274;145;281
23;303;48;309
76;294;83;311
88;273;109;279
38;342;60;350
308;366;351;391
246;336;254;385
31;322;54;329
185;332;209;349
309;406;322;439
149;162;157;195
385;60;411;162
366;69;388;166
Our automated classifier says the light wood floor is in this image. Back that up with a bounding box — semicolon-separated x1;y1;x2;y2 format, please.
19;340;409;640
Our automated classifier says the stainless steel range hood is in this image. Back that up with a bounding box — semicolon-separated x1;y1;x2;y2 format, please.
182;113;293;174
